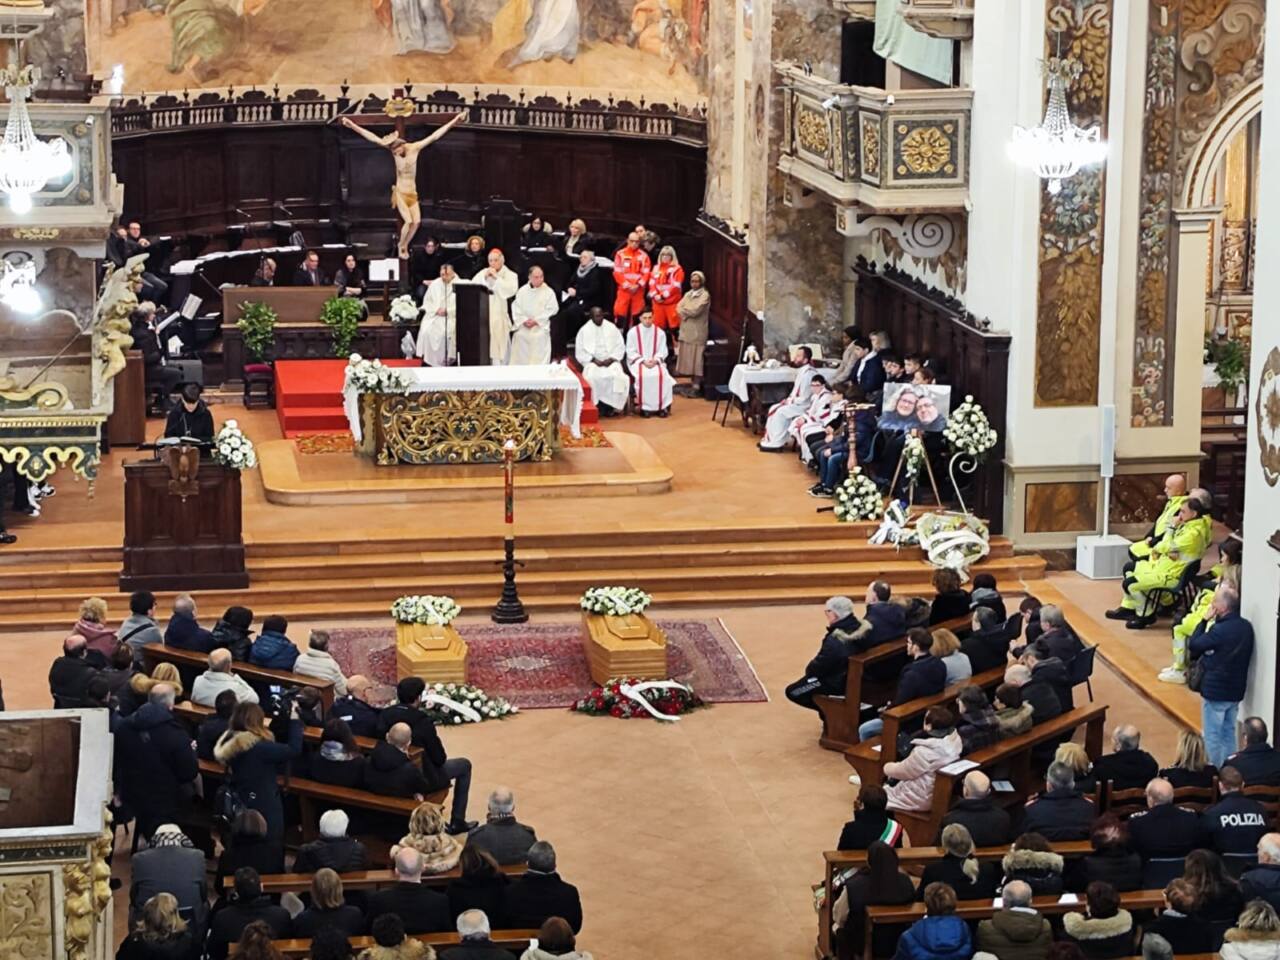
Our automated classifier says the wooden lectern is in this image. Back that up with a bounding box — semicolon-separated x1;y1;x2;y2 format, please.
120;453;249;591
454;282;491;366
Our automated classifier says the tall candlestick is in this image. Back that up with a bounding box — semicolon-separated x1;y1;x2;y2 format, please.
502;438;515;525
493;437;528;623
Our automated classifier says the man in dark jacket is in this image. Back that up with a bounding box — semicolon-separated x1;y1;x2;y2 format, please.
366;848;452;934
443;910;516;960
784;596;864;710
113;683;200;838
1190;586;1254;770
196;690;236;761
858;628;947;741
962;606;1011;674
940;771;1013;846
861;581;908;647
1006;663;1061;724
293;809;369;874
975;880;1052;960
331;674;382;738
1241;834;1280;912
1021;762;1095;841
1091;725;1160;791
375;676;476;833
467;787;537;865
1202;765;1269;874
365;723;434;797
501;841;582;933
1129;778;1206;887
1227;718;1280;787
248;615;300;671
1036;604;1084;667
1022;645;1073;714
164;593;215;653
48;634;99;708
206;868;292;960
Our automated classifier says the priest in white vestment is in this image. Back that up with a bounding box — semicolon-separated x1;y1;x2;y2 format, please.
626;310;672;416
574;307;628;415
416;263;458;366
480;248;519;364
509;265;557;365
759;350;818;450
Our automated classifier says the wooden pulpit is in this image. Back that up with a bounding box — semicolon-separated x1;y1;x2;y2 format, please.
120;454;249;591
455;282;491;366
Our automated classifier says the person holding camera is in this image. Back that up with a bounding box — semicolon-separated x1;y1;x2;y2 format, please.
213;700;304;843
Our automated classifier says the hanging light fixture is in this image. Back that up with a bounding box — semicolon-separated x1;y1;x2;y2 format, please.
1007;55;1107;195
0;60;72;214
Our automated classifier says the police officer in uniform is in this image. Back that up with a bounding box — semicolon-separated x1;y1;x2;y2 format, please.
1128;778;1206;888
1202;765;1270;875
1226;718;1280;787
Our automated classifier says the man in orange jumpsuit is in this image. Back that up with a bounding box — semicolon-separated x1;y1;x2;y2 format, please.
612;231;651;326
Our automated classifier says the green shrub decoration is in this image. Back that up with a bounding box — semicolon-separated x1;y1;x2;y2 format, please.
1204;335;1248;395
321;297;364;357
236;301;278;362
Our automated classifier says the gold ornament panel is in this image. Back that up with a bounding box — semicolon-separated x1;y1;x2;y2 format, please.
794;105;832;160
0;872;54;960
859;112;881;183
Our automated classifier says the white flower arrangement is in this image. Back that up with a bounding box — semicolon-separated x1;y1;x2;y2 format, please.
388;294;421;325
345;353;411;394
943;395;998;458
832;468;884;522
421;682;518;724
916;511;991;578
580;586;653;616
902;434;927;482
391;594;462;626
211;419;258;470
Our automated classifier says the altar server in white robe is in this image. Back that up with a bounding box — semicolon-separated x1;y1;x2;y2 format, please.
480;248;519;364
758;348;818;451
416;262;458;366
574;307;629;415
790;377;836;462
509;265;557;365
626;310;673;417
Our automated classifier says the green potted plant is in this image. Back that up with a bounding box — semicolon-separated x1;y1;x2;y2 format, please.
1205;335;1248;400
236;301;278;362
320;297;364;357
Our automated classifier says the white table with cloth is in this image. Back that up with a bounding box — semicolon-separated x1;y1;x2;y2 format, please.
344;364;583;464
727;364;798;433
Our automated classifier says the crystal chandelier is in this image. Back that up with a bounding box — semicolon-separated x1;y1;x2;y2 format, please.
0;62;72;214
1007;56;1107;195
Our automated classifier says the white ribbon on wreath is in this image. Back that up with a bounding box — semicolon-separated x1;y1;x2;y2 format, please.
421;692;482;723
917;527;990;582
618;680;693;722
869;500;912;547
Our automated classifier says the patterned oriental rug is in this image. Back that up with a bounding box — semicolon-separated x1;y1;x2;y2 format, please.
326;619;768;709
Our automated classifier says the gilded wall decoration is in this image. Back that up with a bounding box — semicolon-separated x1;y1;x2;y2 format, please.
1219;220;1249;290
897;124;954;176
0;872;53;960
860;113;881;181
62;825;113;960
1130;0;1264;427
795;106;832;158
1257;346;1280;487
1034;0;1112;408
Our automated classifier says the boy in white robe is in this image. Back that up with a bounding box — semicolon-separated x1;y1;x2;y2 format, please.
416;263;458;366
758;348;817;450
480;248;519;364
790;378;836;462
574;307;629;416
626;310;672;417
509;265;557;365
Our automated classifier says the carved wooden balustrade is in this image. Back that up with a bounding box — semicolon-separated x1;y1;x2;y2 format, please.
901;0;975;39
775;62;971;215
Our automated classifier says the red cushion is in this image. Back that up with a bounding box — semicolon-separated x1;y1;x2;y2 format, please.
244;363;273;376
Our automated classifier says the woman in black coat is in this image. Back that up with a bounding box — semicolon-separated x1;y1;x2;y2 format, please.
213;810;284;894
1000;832;1065;896
213;701;303;843
209;606;254;663
1160;731;1219;790
1185;849;1246;949
116;892;198;960
928;568;972;625
309;719;366;789
446;845;509;921
1068;816;1142;893
920;824;999;901
837;783;904;851
835;841;916;960
292;869;365;938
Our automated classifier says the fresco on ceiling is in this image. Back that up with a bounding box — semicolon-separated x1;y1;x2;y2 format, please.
85;0;708;97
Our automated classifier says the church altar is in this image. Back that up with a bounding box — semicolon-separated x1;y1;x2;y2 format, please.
345;364;584;465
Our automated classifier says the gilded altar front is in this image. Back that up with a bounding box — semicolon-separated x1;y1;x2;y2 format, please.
356;389;564;464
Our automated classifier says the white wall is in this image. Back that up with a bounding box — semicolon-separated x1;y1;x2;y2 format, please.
1239;8;1280;726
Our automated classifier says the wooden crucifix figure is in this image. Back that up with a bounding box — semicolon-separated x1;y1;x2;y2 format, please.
339;95;465;260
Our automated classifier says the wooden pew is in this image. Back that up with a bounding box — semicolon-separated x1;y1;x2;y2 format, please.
222;864;527;893
172;701;421;760
813;614;973;752
236;930;540;958
891;702;1107;847
862;890;1164;960
843;665;1007;783
815;842;1093;959
142;644;336;713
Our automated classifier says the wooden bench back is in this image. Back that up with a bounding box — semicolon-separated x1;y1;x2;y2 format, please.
233;930;540;958
222;864;527;892
142;645;336;712
173;701;421;759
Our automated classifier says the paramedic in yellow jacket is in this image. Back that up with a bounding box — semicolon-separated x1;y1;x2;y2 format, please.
1106;494;1213;629
1157;536;1242;685
1127;473;1188;567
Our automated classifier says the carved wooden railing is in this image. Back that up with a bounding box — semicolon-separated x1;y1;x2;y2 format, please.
775;61;970;214
110;87;708;147
901;0;975;39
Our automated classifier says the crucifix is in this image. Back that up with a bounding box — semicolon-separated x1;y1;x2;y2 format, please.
338;92;465;261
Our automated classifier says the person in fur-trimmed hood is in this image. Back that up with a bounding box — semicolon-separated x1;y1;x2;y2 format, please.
1000;833;1065;896
1060;881;1135;959
1221;900;1280;960
214;701;303;842
393;801;462;874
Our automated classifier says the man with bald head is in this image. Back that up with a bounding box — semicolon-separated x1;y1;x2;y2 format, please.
466;787;538;865
977;879;1052;960
191;648;259;707
331;674;382;738
49;634;99;708
365;722;434;799
366;846;452;935
1129;777;1207;887
1091;724;1159;790
1128;474;1188;566
940;770;1013;846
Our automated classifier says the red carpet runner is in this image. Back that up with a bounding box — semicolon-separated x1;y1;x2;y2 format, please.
273;359;598;438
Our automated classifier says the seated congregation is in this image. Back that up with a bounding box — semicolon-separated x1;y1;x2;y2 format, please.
43;591;590;960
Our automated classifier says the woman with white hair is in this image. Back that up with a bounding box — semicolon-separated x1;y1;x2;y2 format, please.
920;823;1000;899
647;245;685;339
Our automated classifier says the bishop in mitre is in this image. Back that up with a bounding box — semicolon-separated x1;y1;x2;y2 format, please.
480;248;519;364
626;310;672;417
574;307;628;416
416;262;458;365
509;265;557;365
